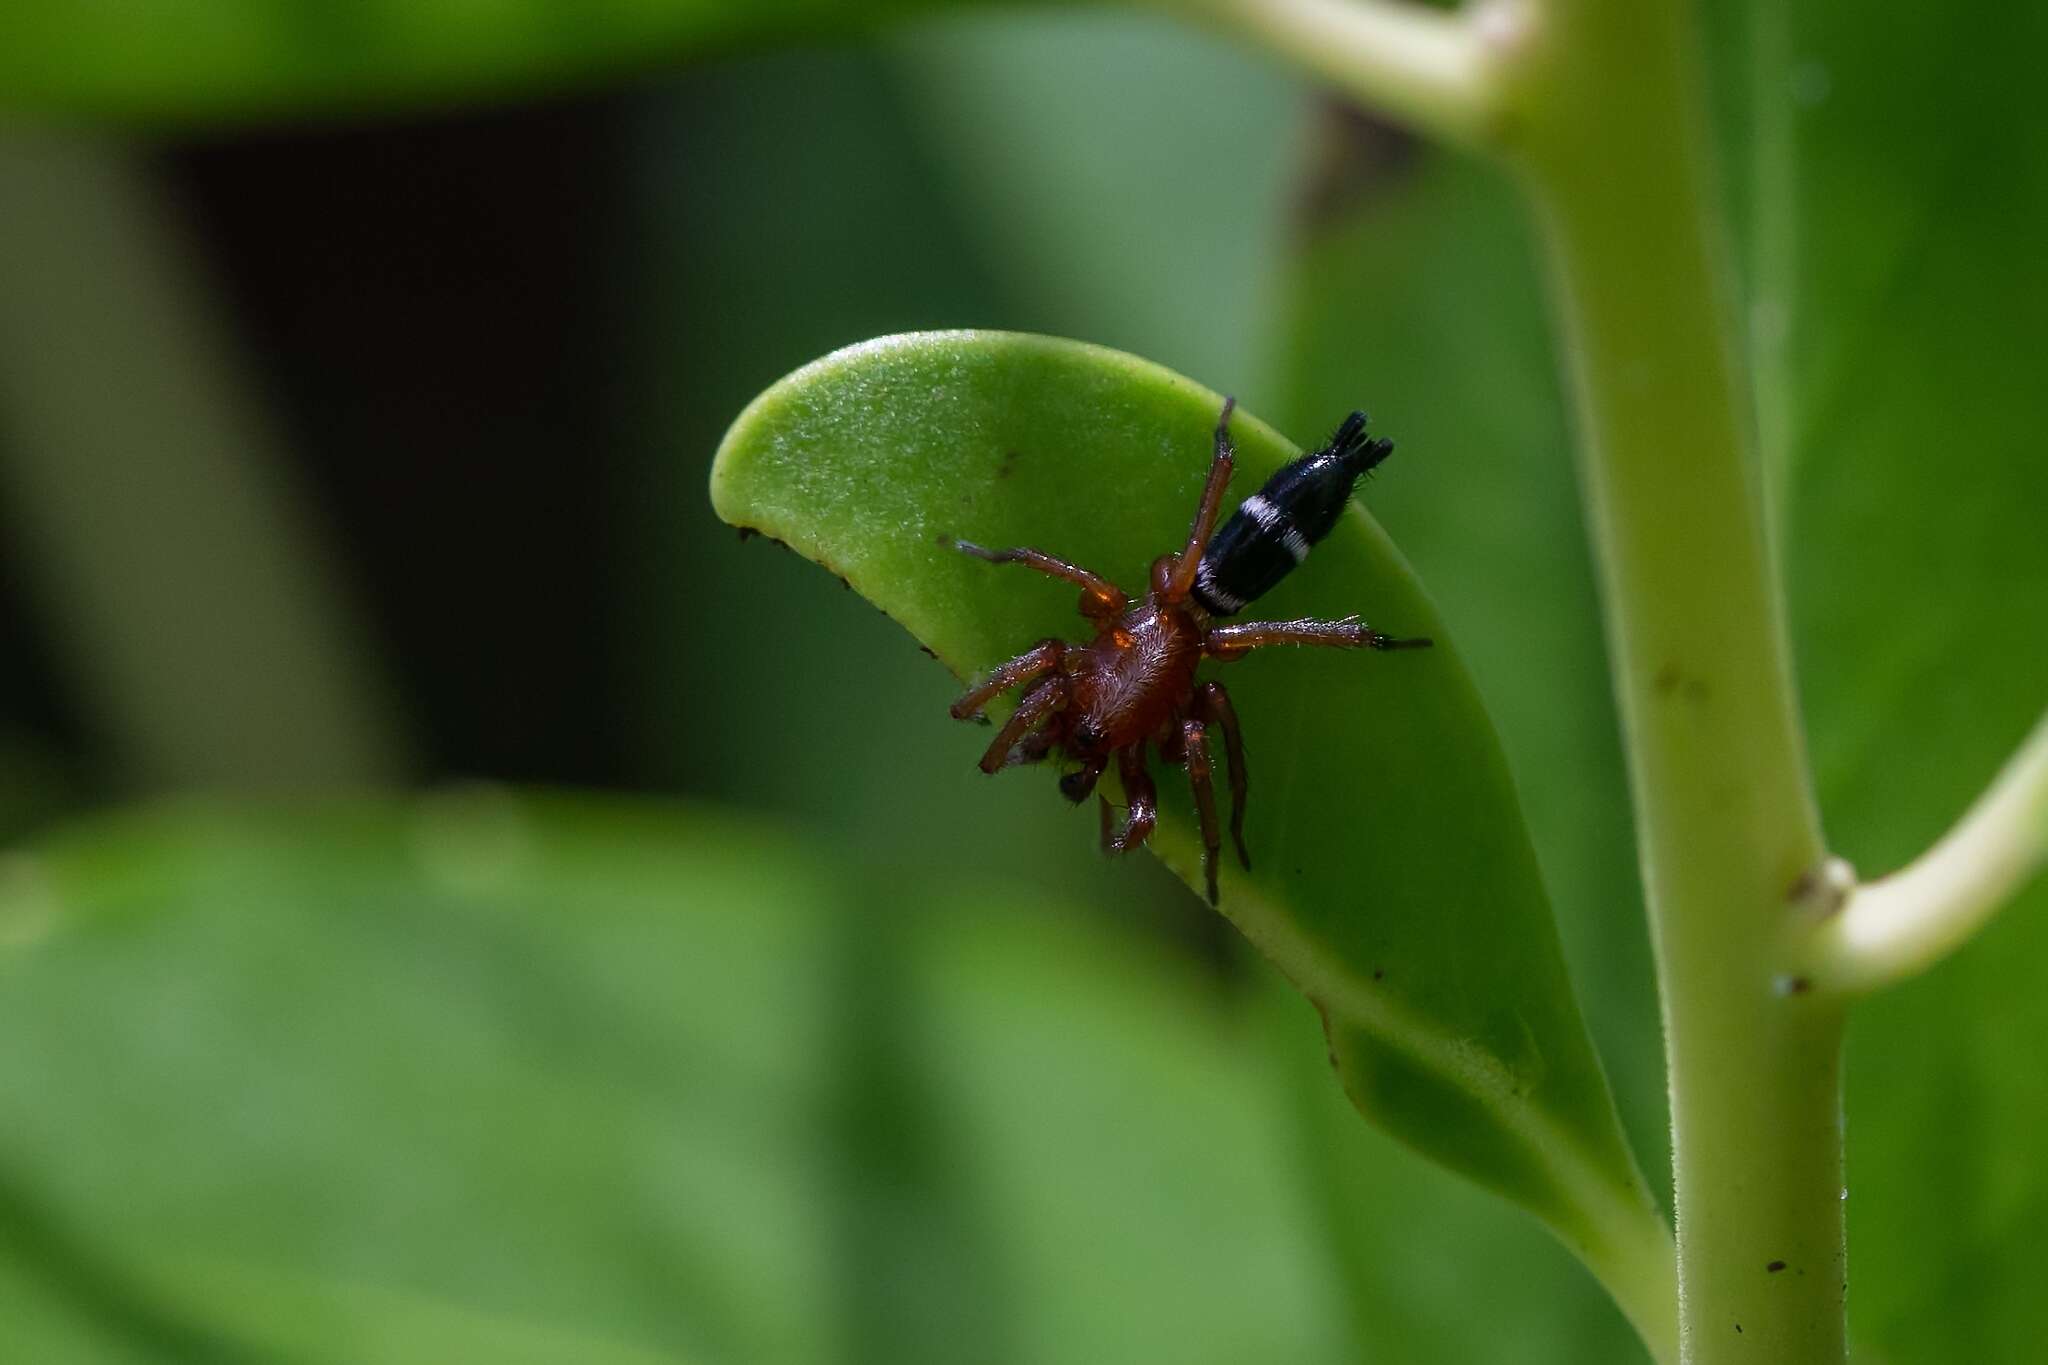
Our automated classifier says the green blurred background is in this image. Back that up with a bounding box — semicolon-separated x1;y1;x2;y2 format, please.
0;4;2043;1361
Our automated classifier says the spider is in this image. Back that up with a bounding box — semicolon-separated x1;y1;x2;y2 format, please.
949;396;1431;905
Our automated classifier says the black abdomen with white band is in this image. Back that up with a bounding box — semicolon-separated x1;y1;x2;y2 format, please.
1192;411;1395;617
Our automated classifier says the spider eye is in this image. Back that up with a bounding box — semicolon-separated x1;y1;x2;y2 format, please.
1071;723;1103;754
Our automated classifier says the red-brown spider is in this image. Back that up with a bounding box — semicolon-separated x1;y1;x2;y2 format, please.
949;397;1430;904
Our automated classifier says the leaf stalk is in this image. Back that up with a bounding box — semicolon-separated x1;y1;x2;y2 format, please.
1169;0;1509;148
1798;710;2048;997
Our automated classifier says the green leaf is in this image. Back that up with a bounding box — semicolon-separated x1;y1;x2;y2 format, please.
0;798;851;1363
136;1257;698;1365
0;0;1081;123
1749;5;2048;1357
0;794;1352;1363
710;330;1671;1309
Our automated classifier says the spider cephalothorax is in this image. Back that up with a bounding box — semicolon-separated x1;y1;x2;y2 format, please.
949;397;1430;904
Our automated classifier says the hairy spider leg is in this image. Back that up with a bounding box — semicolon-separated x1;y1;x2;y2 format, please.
950;639;1064;721
1183;717;1223;905
977;676;1067;774
949;540;1127;620
1204;617;1433;661
1165;397;1239;601
1195;681;1250;869
1099;745;1158;854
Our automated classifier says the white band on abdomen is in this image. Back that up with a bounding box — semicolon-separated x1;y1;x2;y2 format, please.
1242;494;1310;564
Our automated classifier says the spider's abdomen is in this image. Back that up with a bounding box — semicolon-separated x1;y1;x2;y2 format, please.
1192;411;1394;617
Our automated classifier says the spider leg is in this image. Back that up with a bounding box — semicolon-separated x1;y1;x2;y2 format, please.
977;676;1067;775
951;639;1064;721
1060;756;1107;805
1165;396;1237;600
1098;745;1158;855
1183;718;1223;905
1155;718;1186;764
1011;723;1061;767
949;540;1127;620
1195;681;1250;870
1204;616;1432;661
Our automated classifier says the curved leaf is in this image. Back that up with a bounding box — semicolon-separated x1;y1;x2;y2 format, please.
710;331;1672;1312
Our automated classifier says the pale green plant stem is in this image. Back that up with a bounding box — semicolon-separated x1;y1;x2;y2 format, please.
1799;710;2048;997
1203;0;1849;1359
1502;3;1843;1361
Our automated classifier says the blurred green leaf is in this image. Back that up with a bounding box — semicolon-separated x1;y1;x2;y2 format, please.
0;793;1350;1362
1749;5;2048;1358
141;1257;694;1365
0;0;1083;123
710;330;1667;1289
0;797;850;1363
894;877;1348;1364
885;10;1298;387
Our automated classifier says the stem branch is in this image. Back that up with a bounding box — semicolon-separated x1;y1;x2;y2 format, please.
1171;0;1505;148
1801;710;2048;997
